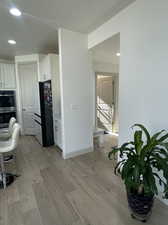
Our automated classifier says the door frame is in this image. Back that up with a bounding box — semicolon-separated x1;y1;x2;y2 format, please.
95;72;118;133
15;57;39;134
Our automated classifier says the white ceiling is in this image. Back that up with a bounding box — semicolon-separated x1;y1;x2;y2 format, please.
91;33;120;65
0;0;134;59
0;2;58;59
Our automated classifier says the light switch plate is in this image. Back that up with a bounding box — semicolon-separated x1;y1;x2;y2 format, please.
71;104;79;110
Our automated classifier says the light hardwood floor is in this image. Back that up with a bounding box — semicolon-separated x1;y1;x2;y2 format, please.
0;135;168;225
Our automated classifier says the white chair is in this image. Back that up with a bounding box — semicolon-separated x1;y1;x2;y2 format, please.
0;117;17;162
0;123;21;189
0;117;16;140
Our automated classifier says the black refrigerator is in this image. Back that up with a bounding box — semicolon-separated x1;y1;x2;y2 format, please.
39;80;54;147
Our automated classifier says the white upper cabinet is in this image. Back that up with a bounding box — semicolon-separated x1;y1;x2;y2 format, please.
0;63;16;89
39;54;58;81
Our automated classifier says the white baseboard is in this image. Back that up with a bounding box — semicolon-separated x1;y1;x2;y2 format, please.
63;147;93;159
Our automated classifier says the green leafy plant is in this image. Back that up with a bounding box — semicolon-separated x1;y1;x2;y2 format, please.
108;124;168;198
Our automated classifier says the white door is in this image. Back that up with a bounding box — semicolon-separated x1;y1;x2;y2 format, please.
19;63;38;135
96;75;115;132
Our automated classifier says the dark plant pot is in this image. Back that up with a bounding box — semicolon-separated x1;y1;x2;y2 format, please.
127;191;154;222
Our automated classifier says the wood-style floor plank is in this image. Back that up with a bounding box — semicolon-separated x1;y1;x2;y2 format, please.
40;167;79;225
33;181;62;225
0;135;168;225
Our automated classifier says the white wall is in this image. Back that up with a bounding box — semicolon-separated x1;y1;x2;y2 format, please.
58;28;94;159
93;61;119;74
88;0;168;205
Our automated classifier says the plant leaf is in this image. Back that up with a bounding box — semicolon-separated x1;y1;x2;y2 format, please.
134;130;143;155
151;130;165;142
158;133;168;142
133;124;150;143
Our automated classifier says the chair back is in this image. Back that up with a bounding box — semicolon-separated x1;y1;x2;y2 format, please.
9;117;16;135
11;123;21;150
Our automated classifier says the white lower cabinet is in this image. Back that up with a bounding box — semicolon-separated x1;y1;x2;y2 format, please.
34;113;43;145
54;119;62;149
35;122;43;145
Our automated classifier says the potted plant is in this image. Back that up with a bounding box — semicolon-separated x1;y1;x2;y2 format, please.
108;124;168;222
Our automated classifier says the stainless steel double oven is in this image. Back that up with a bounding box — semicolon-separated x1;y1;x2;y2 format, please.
0;91;16;128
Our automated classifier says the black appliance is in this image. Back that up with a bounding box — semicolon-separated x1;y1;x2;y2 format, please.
37;80;54;147
0;91;16;128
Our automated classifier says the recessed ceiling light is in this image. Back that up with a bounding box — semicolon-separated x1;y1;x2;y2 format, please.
116;52;120;57
8;40;16;45
9;8;22;17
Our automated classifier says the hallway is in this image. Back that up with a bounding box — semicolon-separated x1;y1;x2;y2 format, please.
0;136;168;225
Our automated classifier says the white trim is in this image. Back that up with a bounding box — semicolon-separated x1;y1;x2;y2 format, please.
15;54;39;63
0;59;14;64
15;62;23;132
58;29;66;157
63;147;93;159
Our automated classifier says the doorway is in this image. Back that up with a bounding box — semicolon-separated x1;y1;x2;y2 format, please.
96;74;117;133
90;33;120;150
18;62;39;135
